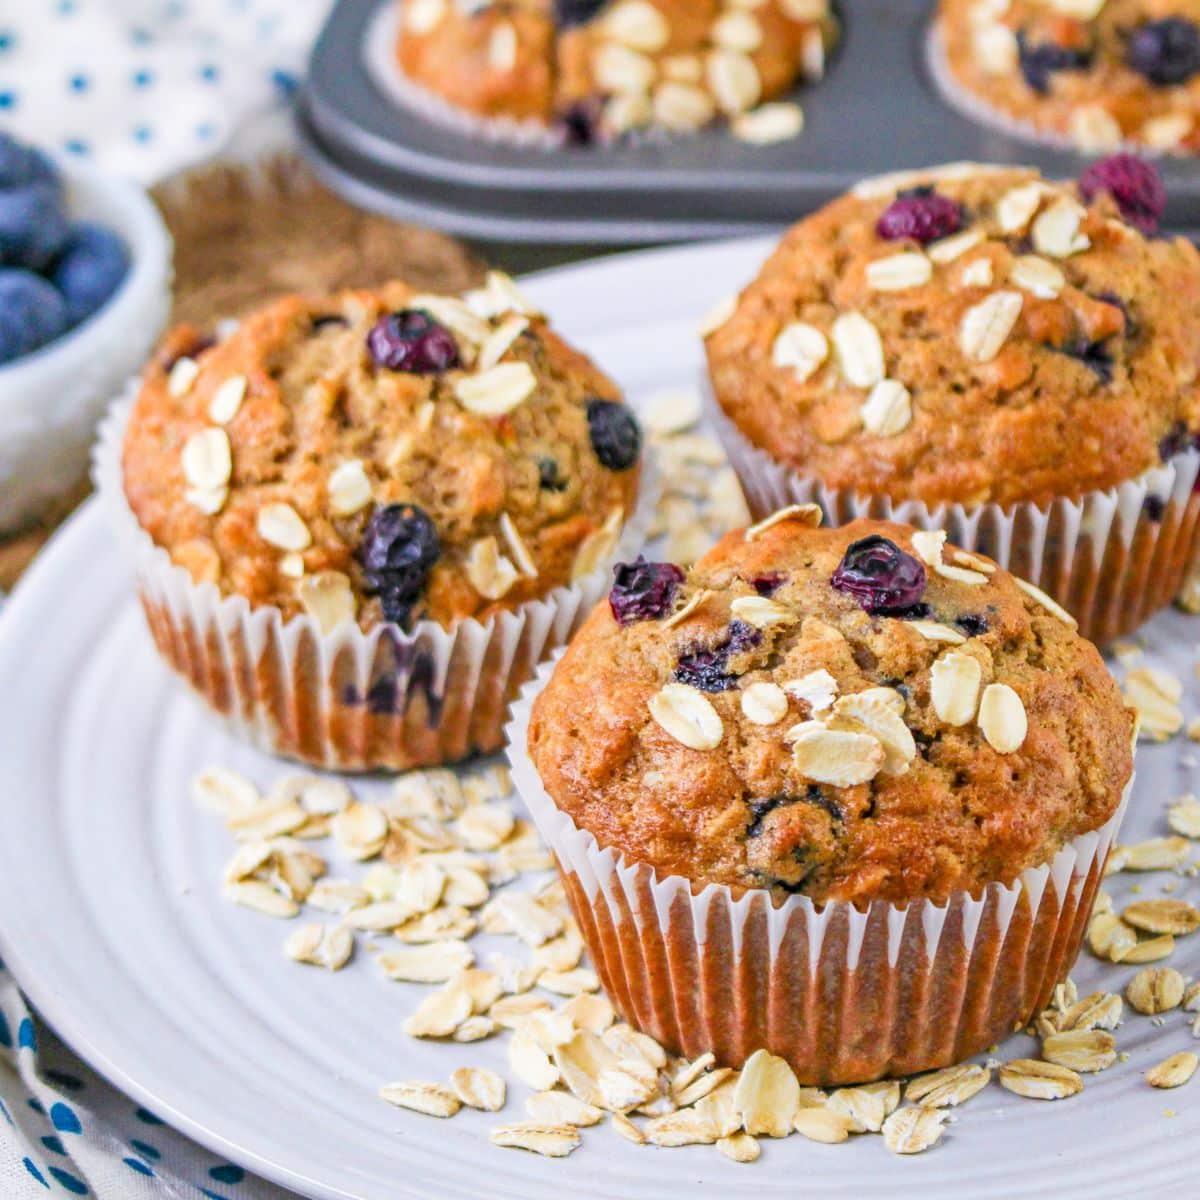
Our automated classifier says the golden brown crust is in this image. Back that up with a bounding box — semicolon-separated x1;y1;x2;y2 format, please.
706;163;1200;507
122;279;640;630
395;0;837;134
528;516;1134;905
938;0;1200;153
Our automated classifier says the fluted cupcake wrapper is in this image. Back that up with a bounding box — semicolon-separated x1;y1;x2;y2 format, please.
711;399;1200;647
507;652;1131;1086
93;382;658;772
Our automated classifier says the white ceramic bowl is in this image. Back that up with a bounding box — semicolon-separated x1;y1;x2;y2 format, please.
0;157;172;533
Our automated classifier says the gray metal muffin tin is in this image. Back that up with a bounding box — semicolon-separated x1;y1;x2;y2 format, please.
299;0;1200;243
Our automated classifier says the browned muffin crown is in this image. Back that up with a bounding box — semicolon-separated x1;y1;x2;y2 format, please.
396;0;838;136
937;0;1200;153
706;162;1200;507
122;275;641;632
529;512;1134;905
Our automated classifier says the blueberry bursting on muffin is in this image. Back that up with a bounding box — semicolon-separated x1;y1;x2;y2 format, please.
529;509;1134;905
121;274;643;636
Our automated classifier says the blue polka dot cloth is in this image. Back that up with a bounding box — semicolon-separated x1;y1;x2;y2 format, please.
0;0;332;183
1;958;297;1197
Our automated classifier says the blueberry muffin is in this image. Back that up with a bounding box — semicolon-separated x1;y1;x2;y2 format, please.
113;273;648;770
936;0;1200;153
517;510;1133;1081
706;157;1200;645
530;514;1132;903
395;0;837;142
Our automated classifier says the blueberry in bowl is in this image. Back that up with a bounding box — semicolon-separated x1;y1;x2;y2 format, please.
0;132;170;532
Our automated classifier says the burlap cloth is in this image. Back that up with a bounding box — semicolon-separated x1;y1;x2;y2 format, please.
0;154;484;590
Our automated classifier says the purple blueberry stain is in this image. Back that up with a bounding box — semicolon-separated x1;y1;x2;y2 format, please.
674;620;761;693
366;309;459;374
831;535;928;616
1128;18;1200;86
357;503;440;629
608;556;685;625
537;457;568;492
557;96;606;145
586;398;642;471
1079;154;1166;234
341;638;443;725
1143;494;1166;522
876;186;963;244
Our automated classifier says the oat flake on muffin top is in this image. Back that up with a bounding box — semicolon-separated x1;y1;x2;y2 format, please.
705;158;1200;507
528;509;1134;905
121;274;642;632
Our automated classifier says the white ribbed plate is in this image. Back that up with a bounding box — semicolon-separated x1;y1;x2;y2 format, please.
0;240;1197;1199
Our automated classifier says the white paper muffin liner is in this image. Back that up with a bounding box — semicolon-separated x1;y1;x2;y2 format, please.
925;23;1189;159
363;3;564;150
507;653;1132;1085
711;397;1200;647
93;381;659;772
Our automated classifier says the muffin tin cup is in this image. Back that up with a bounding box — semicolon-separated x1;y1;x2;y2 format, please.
712;402;1200;648
925;24;1189;160
507;655;1132;1086
93;383;659;772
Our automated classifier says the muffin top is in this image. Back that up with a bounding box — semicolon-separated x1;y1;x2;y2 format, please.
705;158;1200;507
937;0;1200;153
122;275;642;632
528;510;1134;905
397;0;836;139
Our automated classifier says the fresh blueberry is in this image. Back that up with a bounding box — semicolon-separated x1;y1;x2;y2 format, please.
0;132;59;191
831;534;927;616
358;504;440;628
1079;154;1166;234
0;184;70;270
876;186;963;244
674;620;761;693
554;0;607;28
1016;30;1093;94
0;268;68;364
49;222;128;326
1128;18;1200;86
609;556;684;625
366;309;459;374
586;398;641;471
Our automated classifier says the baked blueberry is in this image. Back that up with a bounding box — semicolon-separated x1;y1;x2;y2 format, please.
1128;18;1200;86
366;309;459;374
358;503;441;627
554;0;607;29
50;223;129;326
876;187;963;244
674;620;761;692
1016;31;1093;94
586;398;642;471
831;535;927;616
0;268;68;364
1079;154;1166;235
609;557;684;625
